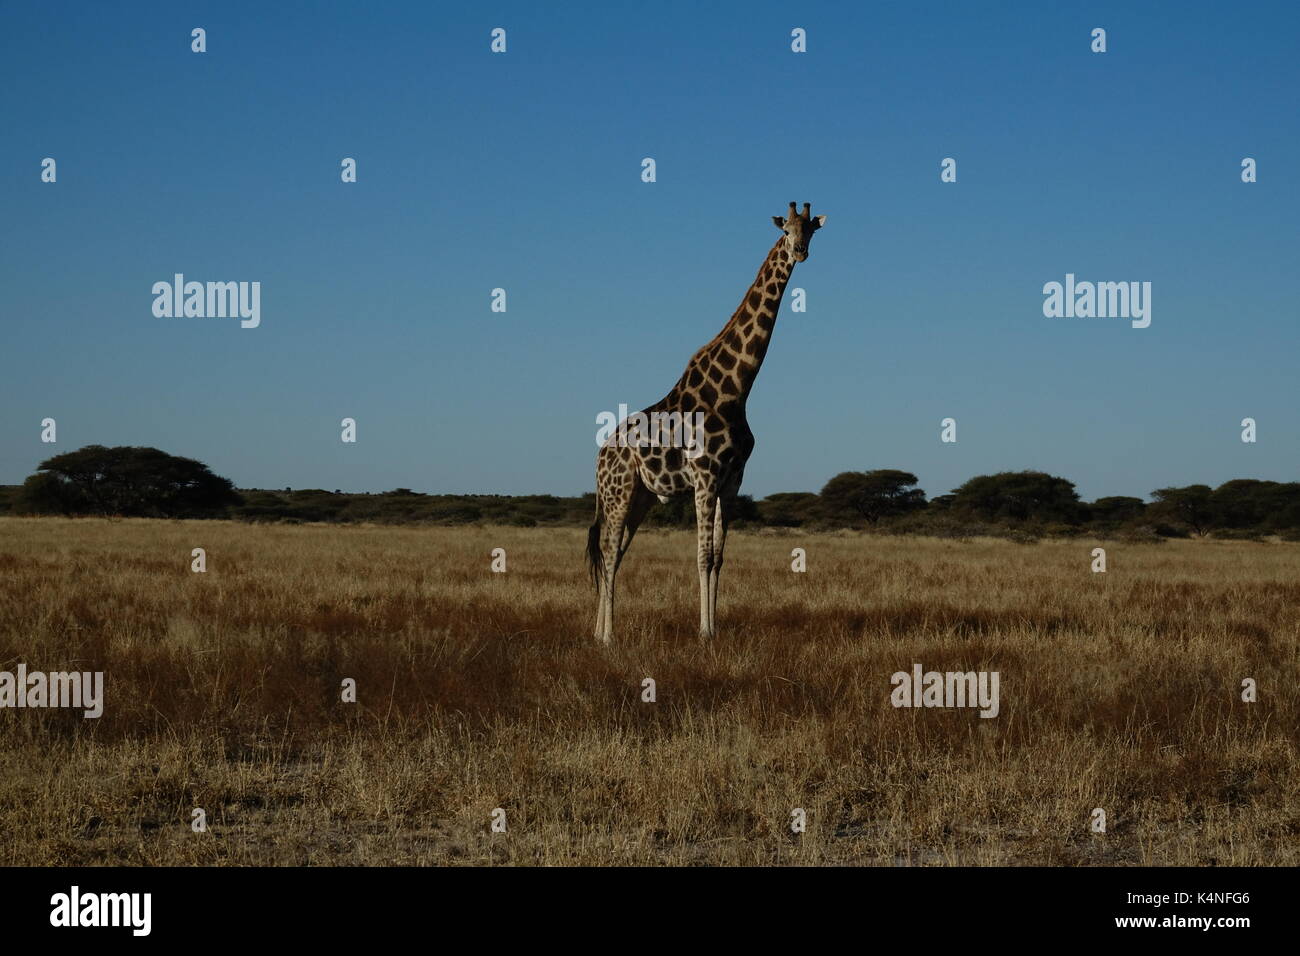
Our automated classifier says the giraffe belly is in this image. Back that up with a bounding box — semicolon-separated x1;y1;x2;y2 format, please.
638;462;693;501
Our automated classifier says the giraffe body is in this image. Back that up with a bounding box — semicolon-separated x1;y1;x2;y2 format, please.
587;203;826;643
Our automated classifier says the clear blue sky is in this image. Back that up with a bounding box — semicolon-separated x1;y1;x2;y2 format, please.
3;1;1296;501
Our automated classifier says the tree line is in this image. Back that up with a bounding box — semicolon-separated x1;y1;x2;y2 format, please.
2;445;1297;540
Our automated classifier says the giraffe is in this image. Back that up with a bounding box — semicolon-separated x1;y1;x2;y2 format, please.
587;202;827;644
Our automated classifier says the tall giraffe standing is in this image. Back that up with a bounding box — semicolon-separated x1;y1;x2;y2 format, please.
587;202;827;643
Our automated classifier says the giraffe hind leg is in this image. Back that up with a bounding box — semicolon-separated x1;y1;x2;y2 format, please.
708;496;728;635
597;512;624;644
616;484;656;573
598;482;656;644
694;487;719;639
593;444;654;645
589;516;606;639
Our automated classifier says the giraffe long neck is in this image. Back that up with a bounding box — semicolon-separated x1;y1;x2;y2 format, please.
714;236;796;397
662;236;797;416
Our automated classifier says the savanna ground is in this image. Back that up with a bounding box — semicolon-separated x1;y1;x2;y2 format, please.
0;516;1297;866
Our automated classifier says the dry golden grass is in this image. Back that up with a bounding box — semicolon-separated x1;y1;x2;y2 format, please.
0;516;1297;866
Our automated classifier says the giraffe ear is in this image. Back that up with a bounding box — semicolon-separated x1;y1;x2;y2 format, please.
813;215;827;229
772;216;786;229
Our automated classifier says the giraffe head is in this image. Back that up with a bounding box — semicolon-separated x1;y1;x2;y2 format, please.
771;202;826;262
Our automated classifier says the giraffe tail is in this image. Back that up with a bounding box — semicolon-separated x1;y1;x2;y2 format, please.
585;509;604;589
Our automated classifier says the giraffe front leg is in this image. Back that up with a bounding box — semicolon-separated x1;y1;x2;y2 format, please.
694;488;718;638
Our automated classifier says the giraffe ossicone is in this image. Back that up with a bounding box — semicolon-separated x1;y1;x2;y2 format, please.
587;202;827;643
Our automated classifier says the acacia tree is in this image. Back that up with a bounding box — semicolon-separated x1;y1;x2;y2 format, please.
819;470;926;524
18;445;241;517
1086;496;1147;526
949;471;1081;524
1150;484;1215;536
1210;479;1300;531
758;491;821;527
